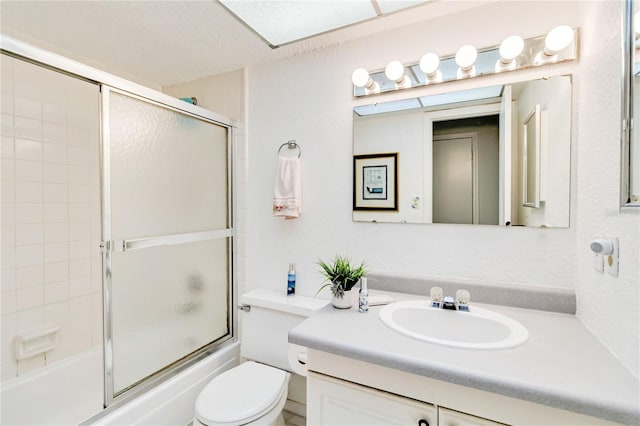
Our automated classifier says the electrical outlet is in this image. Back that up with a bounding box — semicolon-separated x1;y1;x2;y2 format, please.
604;237;619;277
592;252;604;273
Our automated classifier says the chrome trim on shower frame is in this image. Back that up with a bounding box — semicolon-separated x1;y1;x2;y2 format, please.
113;229;234;252
1;34;238;413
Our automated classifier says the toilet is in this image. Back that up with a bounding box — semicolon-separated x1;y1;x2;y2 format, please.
193;289;328;426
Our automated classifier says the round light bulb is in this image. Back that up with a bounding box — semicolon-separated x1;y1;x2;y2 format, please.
544;25;574;56
385;60;405;82
634;11;640;36
455;45;478;70
419;53;440;77
351;68;371;88
499;35;524;63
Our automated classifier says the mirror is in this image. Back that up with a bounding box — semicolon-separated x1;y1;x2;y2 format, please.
353;75;572;227
624;0;640;206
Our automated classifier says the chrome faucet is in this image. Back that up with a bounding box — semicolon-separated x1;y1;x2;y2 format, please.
430;287;470;312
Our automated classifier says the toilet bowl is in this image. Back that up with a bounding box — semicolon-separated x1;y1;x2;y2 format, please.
193;289;327;426
193;361;291;426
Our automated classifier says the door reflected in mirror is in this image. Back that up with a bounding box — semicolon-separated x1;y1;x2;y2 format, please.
353;75;572;227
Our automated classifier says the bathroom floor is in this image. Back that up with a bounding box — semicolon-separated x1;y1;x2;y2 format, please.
283;411;306;426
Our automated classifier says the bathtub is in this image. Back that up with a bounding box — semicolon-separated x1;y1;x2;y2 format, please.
1;348;103;426
0;342;240;426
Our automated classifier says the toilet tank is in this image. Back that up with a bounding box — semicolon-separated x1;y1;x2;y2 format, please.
240;289;328;372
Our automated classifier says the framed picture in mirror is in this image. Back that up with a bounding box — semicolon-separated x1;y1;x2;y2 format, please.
353;153;398;210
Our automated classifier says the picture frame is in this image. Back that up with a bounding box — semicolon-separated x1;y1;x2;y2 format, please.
353;153;398;210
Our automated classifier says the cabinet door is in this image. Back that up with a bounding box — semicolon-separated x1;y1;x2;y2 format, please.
439;407;508;426
308;373;436;426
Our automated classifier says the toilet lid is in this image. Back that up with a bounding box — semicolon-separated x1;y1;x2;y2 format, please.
195;361;289;426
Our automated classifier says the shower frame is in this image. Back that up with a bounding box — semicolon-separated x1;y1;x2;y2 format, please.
1;35;238;414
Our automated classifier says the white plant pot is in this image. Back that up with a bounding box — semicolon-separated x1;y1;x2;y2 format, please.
331;290;353;309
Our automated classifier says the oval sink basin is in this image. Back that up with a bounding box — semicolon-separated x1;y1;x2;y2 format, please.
379;300;528;350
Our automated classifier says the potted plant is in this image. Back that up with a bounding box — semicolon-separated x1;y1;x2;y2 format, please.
317;255;367;309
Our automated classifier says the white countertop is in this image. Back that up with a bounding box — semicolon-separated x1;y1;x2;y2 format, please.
289;290;640;425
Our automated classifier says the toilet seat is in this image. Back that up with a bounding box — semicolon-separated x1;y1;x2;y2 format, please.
195;361;289;426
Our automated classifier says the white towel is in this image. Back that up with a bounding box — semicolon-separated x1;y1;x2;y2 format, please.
273;157;302;219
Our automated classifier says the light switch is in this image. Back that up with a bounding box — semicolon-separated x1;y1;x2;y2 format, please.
592;252;604;273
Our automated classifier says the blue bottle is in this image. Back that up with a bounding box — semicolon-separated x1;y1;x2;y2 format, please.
287;263;296;296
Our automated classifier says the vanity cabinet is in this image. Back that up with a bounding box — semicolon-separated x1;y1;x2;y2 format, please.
305;350;622;426
308;372;502;426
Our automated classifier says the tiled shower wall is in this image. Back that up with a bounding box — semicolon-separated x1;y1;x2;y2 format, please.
1;55;102;380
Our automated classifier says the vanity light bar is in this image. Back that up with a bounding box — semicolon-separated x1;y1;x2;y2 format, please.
352;26;579;97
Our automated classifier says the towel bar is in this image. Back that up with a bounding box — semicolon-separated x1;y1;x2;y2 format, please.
277;140;301;158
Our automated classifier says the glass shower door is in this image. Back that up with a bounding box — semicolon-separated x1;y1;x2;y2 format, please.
103;88;233;399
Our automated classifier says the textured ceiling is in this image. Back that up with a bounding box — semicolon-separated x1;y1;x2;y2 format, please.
0;0;494;88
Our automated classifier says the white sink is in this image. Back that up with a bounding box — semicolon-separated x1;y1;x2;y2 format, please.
379;300;528;350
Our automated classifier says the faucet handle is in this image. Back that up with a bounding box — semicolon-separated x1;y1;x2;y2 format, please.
456;289;471;311
430;287;443;308
456;289;470;304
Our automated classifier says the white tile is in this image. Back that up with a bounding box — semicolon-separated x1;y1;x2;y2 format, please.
43;183;67;203
1;290;17;314
1;225;15;247
1;312;17;359
91;220;101;239
43;143;66;164
45;300;69;322
16;264;44;288
45;261;68;283
15;245;43;267
17;354;45;376
69;240;90;260
1;180;15;203
15;203;42;224
1;136;15;158
1;246;15;269
67;146;91;166
69;277;91;298
1;113;14;137
45;281;68;304
15;160;42;182
13;61;42;101
1;91;14;116
69;294;94;317
90;166;100;186
69;203;90;222
1;359;18;381
2;202;16;225
90;273;102;293
1;269;16;292
44;203;67;223
68;184;90;203
90;257;101;276
68;127;90;147
67;319;92;354
14;96;42;120
15;223;43;246
42;73;67;104
16;306;45;329
69;258;90;279
69;221;90;241
43;163;67;183
68;165;90;184
42;102;66;125
15;181;42;203
44;222;68;243
1;158;14;182
14;117;42;141
15;138;42;161
91;239;101;258
42;122;66;144
44;242;68;264
16;285;44;310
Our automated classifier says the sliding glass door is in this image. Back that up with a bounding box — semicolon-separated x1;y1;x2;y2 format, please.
102;88;233;400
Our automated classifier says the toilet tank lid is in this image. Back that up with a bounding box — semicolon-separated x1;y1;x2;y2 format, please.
240;288;328;317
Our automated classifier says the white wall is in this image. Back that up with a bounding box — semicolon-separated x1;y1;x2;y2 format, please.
243;0;639;377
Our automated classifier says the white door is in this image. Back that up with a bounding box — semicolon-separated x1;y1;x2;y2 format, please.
432;132;478;224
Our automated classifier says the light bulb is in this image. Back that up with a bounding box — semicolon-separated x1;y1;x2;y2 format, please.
499;35;524;63
455;45;478;70
544;25;574;56
419;53;440;78
634;11;640;36
351;68;371;88
385;60;405;83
